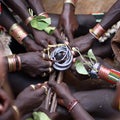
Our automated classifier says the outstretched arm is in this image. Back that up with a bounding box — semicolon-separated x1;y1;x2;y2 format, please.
70;0;120;53
48;81;94;120
0;2;43;51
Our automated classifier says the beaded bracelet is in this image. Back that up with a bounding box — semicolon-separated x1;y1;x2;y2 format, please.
98;65;120;84
64;0;78;7
9;23;28;44
89;24;106;40
67;99;79;112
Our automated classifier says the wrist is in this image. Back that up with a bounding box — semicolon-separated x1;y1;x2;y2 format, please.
63;95;75;107
14;101;25;116
17;54;25;70
9;23;28;44
63;3;75;13
11;104;21;120
7;54;21;72
89;23;106;40
87;32;97;42
64;0;78;7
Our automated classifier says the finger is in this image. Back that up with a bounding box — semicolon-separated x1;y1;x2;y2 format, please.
60;32;69;44
58;21;64;32
40;60;53;68
41;72;47;77
48;36;56;45
40;52;51;60
30;84;36;91
48;80;57;88
57;98;64;106
39;67;53;73
35;85;48;96
64;29;74;43
38;39;48;48
53;29;64;43
35;83;42;89
35;45;44;52
41;83;48;95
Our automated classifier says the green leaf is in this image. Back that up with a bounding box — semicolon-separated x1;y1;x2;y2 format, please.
32;112;51;120
30;16;56;34
87;49;97;62
75;60;89;75
38;112;51;120
44;26;56;34
33;112;40;120
31;20;49;30
40;18;51;24
26;118;33;120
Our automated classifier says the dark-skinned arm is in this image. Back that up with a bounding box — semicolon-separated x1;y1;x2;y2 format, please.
58;1;79;42
0;2;43;52
26;0;44;15
70;0;120;54
4;0;30;22
100;0;120;30
48;81;94;120
4;0;57;48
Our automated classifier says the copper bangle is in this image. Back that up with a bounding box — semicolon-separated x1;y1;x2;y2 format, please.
7;55;16;72
11;105;20;120
98;65;110;80
9;23;28;44
38;12;49;18
16;55;22;71
67;99;79;112
92;24;106;39
89;29;99;40
25;16;34;26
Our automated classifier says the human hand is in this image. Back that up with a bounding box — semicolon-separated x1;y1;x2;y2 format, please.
31;28;56;48
58;4;79;42
48;81;74;107
23;36;43;52
0;89;10;114
19;52;53;77
70;33;97;54
15;83;48;115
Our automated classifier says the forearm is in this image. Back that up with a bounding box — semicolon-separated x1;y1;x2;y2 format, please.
4;0;30;21
63;0;76;14
70;103;94;120
63;95;94;120
100;0;120;30
27;0;44;15
0;3;17;30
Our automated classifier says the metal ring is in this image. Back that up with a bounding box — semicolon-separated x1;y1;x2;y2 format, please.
42;52;46;59
49;67;52;73
42;72;46;77
41;85;48;95
30;84;35;90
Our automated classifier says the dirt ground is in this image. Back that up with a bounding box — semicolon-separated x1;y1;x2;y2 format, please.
43;0;117;14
